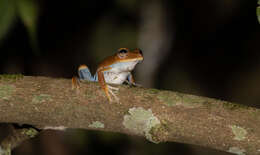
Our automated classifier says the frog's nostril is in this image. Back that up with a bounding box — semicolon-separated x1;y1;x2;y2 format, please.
138;48;143;56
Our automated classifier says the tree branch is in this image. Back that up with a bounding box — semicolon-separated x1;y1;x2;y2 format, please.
0;124;38;155
0;75;259;154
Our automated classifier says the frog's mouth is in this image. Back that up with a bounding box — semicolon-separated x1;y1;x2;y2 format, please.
119;57;143;63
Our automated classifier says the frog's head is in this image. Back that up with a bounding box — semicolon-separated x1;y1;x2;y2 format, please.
116;48;143;62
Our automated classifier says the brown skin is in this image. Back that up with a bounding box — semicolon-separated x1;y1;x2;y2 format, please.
97;67;112;101
97;48;143;71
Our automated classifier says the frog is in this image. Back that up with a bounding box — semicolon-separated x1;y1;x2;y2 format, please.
72;48;143;102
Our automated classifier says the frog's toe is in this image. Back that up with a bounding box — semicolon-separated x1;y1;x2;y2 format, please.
108;85;119;91
107;85;120;103
108;88;120;103
133;83;142;87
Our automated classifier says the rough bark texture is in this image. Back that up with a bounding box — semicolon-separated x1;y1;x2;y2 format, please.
0;75;259;155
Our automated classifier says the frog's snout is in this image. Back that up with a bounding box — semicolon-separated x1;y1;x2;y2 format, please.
135;48;144;61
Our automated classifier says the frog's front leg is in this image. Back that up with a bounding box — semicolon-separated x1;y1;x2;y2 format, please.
97;68;119;103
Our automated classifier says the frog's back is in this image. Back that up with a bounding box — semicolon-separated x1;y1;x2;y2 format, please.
97;55;117;71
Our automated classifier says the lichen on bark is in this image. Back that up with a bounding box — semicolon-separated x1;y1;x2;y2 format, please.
0;84;16;100
122;107;161;143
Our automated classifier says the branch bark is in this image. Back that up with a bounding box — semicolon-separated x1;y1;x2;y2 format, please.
0;124;38;155
0;75;259;154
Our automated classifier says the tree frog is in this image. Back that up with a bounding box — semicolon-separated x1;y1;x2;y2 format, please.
72;48;143;102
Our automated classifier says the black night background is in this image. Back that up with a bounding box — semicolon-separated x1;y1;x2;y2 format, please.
0;0;259;154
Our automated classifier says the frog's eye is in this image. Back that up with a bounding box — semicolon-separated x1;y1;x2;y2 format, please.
119;49;128;54
117;48;128;58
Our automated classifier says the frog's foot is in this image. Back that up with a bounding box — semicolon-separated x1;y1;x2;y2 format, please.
107;85;120;103
124;80;142;87
72;76;80;90
133;83;142;87
108;85;119;91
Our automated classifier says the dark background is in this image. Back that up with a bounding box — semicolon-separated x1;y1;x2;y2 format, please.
0;0;259;154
